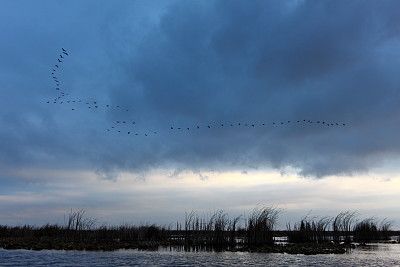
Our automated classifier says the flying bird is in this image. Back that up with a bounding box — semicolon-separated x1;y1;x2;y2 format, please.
62;48;66;52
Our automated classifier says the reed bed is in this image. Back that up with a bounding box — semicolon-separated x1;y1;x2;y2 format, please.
0;207;397;252
287;211;395;244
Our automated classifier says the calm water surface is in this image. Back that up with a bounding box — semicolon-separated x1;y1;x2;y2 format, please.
1;243;399;266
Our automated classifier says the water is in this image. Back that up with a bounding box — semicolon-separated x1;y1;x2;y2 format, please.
1;243;399;266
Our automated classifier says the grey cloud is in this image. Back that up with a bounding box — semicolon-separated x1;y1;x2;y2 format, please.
1;0;400;180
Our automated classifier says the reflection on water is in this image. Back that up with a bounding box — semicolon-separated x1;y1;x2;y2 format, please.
1;243;399;266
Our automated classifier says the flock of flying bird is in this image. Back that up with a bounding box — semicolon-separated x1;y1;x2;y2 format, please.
47;48;347;137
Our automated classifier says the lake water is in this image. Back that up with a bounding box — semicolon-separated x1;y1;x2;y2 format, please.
1;243;399;266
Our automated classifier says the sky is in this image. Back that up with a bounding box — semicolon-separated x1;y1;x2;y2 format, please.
1;0;400;229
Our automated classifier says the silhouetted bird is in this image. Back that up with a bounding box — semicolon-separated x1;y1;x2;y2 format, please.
171;127;173;129
60;55;64;58
58;59;62;62
187;128;190;130
62;48;66;52
63;52;68;56
55;65;59;68
207;125;210;128
197;125;199;129
106;105;109;107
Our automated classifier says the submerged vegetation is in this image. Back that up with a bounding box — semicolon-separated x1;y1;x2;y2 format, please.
0;207;398;254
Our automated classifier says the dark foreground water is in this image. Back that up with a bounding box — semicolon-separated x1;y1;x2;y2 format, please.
1;243;399;266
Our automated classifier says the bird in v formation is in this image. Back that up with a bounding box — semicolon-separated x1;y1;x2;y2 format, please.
47;48;347;137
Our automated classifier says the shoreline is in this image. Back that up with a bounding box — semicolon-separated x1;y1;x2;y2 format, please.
0;237;360;255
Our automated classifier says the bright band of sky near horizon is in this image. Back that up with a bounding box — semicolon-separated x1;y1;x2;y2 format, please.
2;166;400;229
1;0;400;229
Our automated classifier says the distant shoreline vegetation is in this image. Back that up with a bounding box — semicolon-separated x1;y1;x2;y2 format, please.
0;207;398;254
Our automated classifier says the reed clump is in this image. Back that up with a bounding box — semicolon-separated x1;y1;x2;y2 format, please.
287;211;395;244
0;207;397;253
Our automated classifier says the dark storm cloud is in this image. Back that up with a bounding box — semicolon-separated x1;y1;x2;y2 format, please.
1;0;400;181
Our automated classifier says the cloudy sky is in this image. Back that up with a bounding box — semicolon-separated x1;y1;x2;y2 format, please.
1;0;400;229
